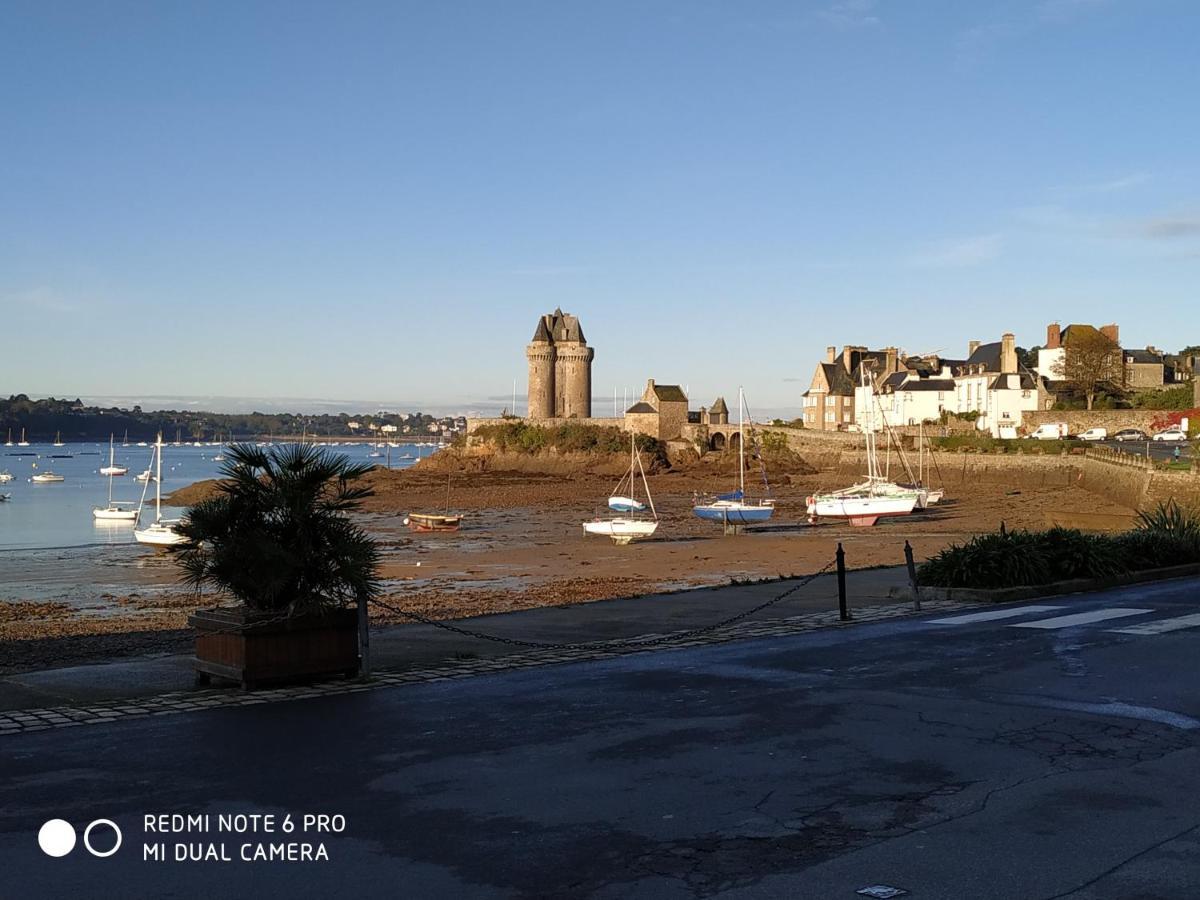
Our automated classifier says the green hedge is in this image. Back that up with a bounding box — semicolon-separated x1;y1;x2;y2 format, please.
930;435;1077;454
919;501;1200;589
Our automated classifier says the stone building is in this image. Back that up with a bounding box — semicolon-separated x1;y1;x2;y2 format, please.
802;345;903;431
525;309;594;419
624;379;689;440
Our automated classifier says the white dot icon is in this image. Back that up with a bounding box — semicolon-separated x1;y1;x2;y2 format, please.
38;819;77;857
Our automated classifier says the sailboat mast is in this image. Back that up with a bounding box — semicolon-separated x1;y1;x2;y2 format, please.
155;433;163;522
738;387;746;496
108;435;114;505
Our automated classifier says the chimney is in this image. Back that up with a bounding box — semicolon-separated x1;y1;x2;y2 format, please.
1100;323;1120;345
826;346;836;364
968;340;981;357
885;346;897;373
1046;322;1061;349
1001;332;1017;373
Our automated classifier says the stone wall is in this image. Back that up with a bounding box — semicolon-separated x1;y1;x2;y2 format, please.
1022;409;1185;434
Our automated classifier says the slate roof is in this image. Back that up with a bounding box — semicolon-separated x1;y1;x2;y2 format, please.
532;308;587;344
530;317;552;343
820;362;856;395
988;373;1038;391
626;402;656;414
709;396;729;414
649;384;688;403
897;378;956;392
1125;349;1163;364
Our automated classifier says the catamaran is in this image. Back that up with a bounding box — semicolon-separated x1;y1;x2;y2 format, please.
584;430;659;544
693;387;776;528
134;435;187;546
806;368;919;526
94;437;138;521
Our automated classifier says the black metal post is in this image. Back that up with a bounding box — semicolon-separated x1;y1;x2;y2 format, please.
904;540;921;611
836;542;849;621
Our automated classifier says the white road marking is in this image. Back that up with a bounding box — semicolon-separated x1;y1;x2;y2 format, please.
1010;608;1154;629
928;605;1065;625
1109;612;1200;636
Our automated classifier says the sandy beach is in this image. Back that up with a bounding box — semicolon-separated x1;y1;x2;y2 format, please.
0;447;1138;672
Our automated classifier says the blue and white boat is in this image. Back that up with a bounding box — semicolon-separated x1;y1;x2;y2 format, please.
693;387;776;528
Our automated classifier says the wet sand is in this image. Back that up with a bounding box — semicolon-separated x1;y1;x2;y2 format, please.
0;455;1136;669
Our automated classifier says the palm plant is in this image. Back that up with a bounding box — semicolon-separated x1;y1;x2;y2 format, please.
176;443;380;616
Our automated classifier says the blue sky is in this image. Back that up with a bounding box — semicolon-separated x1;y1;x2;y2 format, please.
2;0;1198;416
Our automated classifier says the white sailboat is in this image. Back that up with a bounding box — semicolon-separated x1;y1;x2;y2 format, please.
692;387;776;527
806;367;920;527
583;431;659;544
0;470;14;483
99;435;128;476
17;428;29;447
52;431;64;447
4;428;11;447
134;435;187;546
94;437;138;521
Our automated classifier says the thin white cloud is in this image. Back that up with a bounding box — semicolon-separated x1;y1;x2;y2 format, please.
818;0;881;28
1051;172;1150;196
0;287;82;313
907;234;1003;268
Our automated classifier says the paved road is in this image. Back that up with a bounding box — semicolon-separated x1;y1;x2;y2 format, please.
1092;438;1192;461
5;578;1200;899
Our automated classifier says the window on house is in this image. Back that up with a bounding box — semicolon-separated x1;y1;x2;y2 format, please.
825;412;835;423
826;397;835;407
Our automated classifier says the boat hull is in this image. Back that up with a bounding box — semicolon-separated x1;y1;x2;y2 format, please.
134;522;187;546
806;494;917;527
405;513;462;532
582;519;659;545
31;474;64;483
692;502;775;524
93;507;139;521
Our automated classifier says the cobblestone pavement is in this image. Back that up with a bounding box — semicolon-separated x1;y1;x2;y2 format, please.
0;599;972;736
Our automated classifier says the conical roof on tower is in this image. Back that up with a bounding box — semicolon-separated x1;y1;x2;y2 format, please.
530;317;552;343
710;396;728;414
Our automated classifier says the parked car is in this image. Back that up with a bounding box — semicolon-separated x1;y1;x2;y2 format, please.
1076;427;1108;441
1024;423;1069;440
1113;428;1150;442
1152;427;1189;442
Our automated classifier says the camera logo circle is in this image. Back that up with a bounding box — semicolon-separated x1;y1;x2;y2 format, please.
84;819;122;857
38;819;122;858
38;820;76;857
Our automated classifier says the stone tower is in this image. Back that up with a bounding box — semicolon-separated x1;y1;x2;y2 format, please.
526;309;593;419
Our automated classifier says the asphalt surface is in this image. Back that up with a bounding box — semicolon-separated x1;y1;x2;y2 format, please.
1091;438;1192;461
4;577;1200;899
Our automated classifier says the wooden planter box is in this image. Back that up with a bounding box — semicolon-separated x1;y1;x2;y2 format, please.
188;607;360;689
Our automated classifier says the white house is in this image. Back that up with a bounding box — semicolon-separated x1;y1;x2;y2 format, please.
954;333;1043;437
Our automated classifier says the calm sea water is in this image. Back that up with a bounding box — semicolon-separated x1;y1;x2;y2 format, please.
0;441;434;551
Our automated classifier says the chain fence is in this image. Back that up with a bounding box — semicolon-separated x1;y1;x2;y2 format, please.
367;558;838;653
